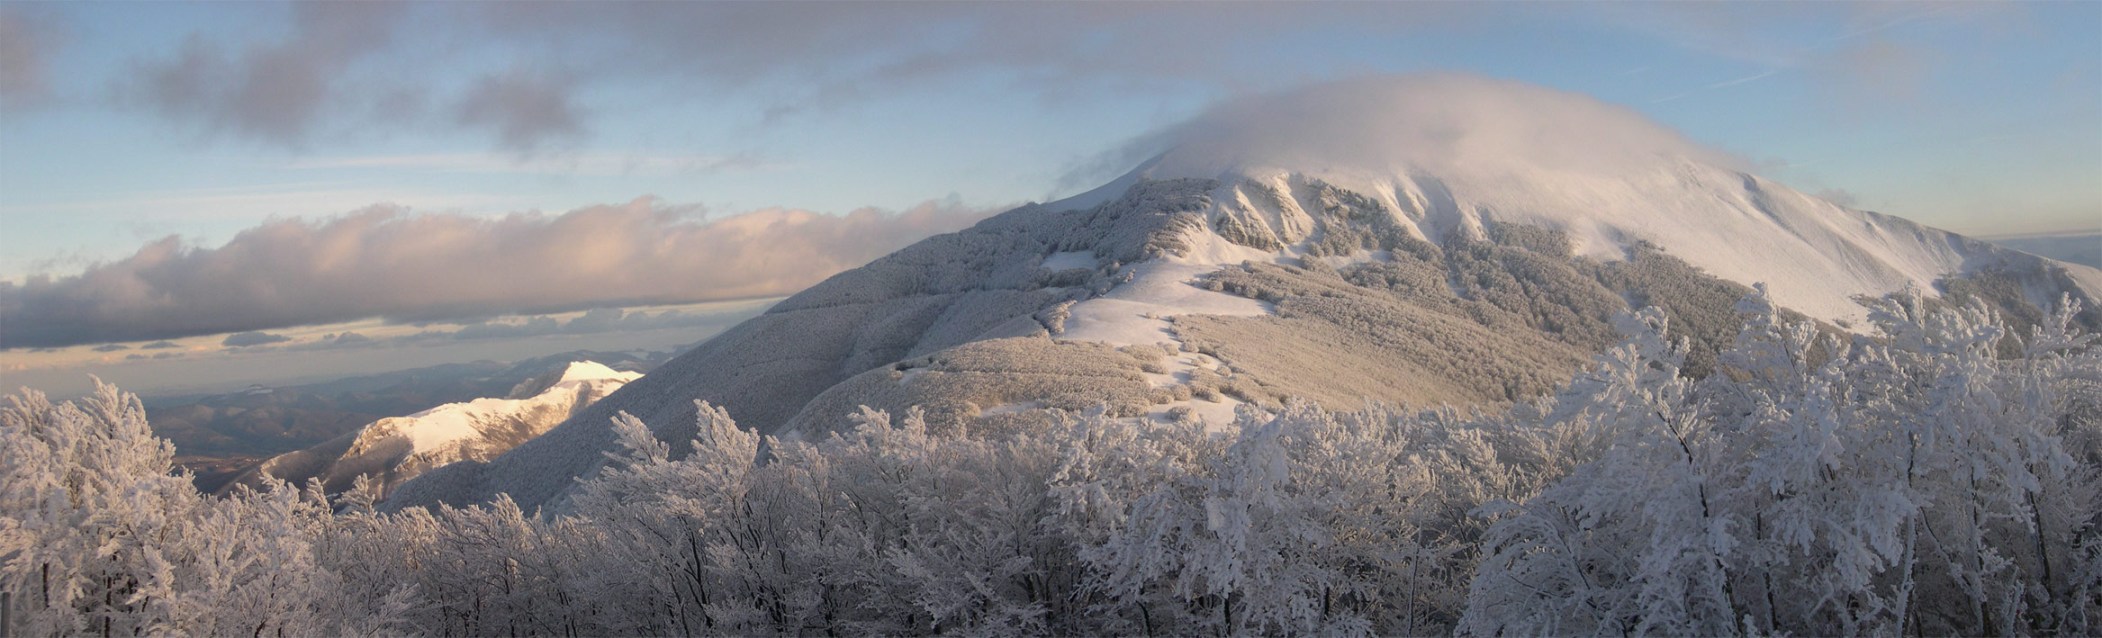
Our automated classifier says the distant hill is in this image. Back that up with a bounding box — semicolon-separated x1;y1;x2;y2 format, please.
222;361;639;498
151;349;671;492
1988;231;2101;269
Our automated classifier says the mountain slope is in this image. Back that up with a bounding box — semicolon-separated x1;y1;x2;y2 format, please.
387;75;2101;512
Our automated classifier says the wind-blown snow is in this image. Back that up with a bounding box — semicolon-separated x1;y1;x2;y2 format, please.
1071;74;2101;324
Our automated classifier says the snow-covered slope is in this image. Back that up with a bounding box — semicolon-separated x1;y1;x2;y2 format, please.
1061;75;2100;326
387;75;2100;513
237;361;638;496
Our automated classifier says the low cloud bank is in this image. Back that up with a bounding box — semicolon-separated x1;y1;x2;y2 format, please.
1;198;996;348
221;331;291;348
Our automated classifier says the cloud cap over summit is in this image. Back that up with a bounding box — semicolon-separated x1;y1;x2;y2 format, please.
1119;74;1745;184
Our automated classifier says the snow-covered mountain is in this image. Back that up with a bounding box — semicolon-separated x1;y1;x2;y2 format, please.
233;361;639;496
388;75;2102;512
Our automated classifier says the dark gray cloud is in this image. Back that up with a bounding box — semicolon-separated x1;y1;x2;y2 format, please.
449;316;560;341
436;307;733;342
91;344;129;352
468;3;1484;118
455;71;586;152
0;7;56;109
127;2;404;145
111;2;2023;152
222;331;292;347
141;340;181;350
559;307;630;335
114;2;1488;149
377;306;742;347
0;198;996;348
92;0;2073;167
284;331;377;352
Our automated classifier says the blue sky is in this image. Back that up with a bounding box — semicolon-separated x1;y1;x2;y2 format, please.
0;2;2097;369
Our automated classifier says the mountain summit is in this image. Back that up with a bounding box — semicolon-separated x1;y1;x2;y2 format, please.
388;75;2102;512
1066;75;2102;324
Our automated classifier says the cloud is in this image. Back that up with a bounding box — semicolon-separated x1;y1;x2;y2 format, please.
470;3;1485;117
0;7;57;109
141;340;182;349
1069;74;1746;190
0;198;997;348
91;344;129;352
126;2;404;145
374;306;743;347
284;331;377;352
558;307;628;334
104;2;2059;154
450;316;560;341
455;71;586;152
115;3;1489;149
221;331;292;347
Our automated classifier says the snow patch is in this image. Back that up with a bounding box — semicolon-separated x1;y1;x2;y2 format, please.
1148;396;1247;434
1041;250;1098;271
1057;262;1272;347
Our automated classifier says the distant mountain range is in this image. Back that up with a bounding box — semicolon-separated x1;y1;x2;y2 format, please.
387;76;2102;513
221;361;639;497
152;349;672;492
1988;231;2101;270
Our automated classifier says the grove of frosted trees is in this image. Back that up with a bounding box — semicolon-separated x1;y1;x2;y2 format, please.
3;288;2098;636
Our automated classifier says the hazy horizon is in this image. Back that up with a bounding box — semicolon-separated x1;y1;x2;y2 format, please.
0;297;774;399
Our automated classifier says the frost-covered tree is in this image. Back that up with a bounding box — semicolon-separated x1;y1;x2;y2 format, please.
1;383;409;636
1460;288;2102;636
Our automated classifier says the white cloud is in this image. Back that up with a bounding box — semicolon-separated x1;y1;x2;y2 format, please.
0;197;1000;348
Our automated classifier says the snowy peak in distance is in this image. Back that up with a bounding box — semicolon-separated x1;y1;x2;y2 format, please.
506;360;639;400
234;360;640;496
366;360;640;458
